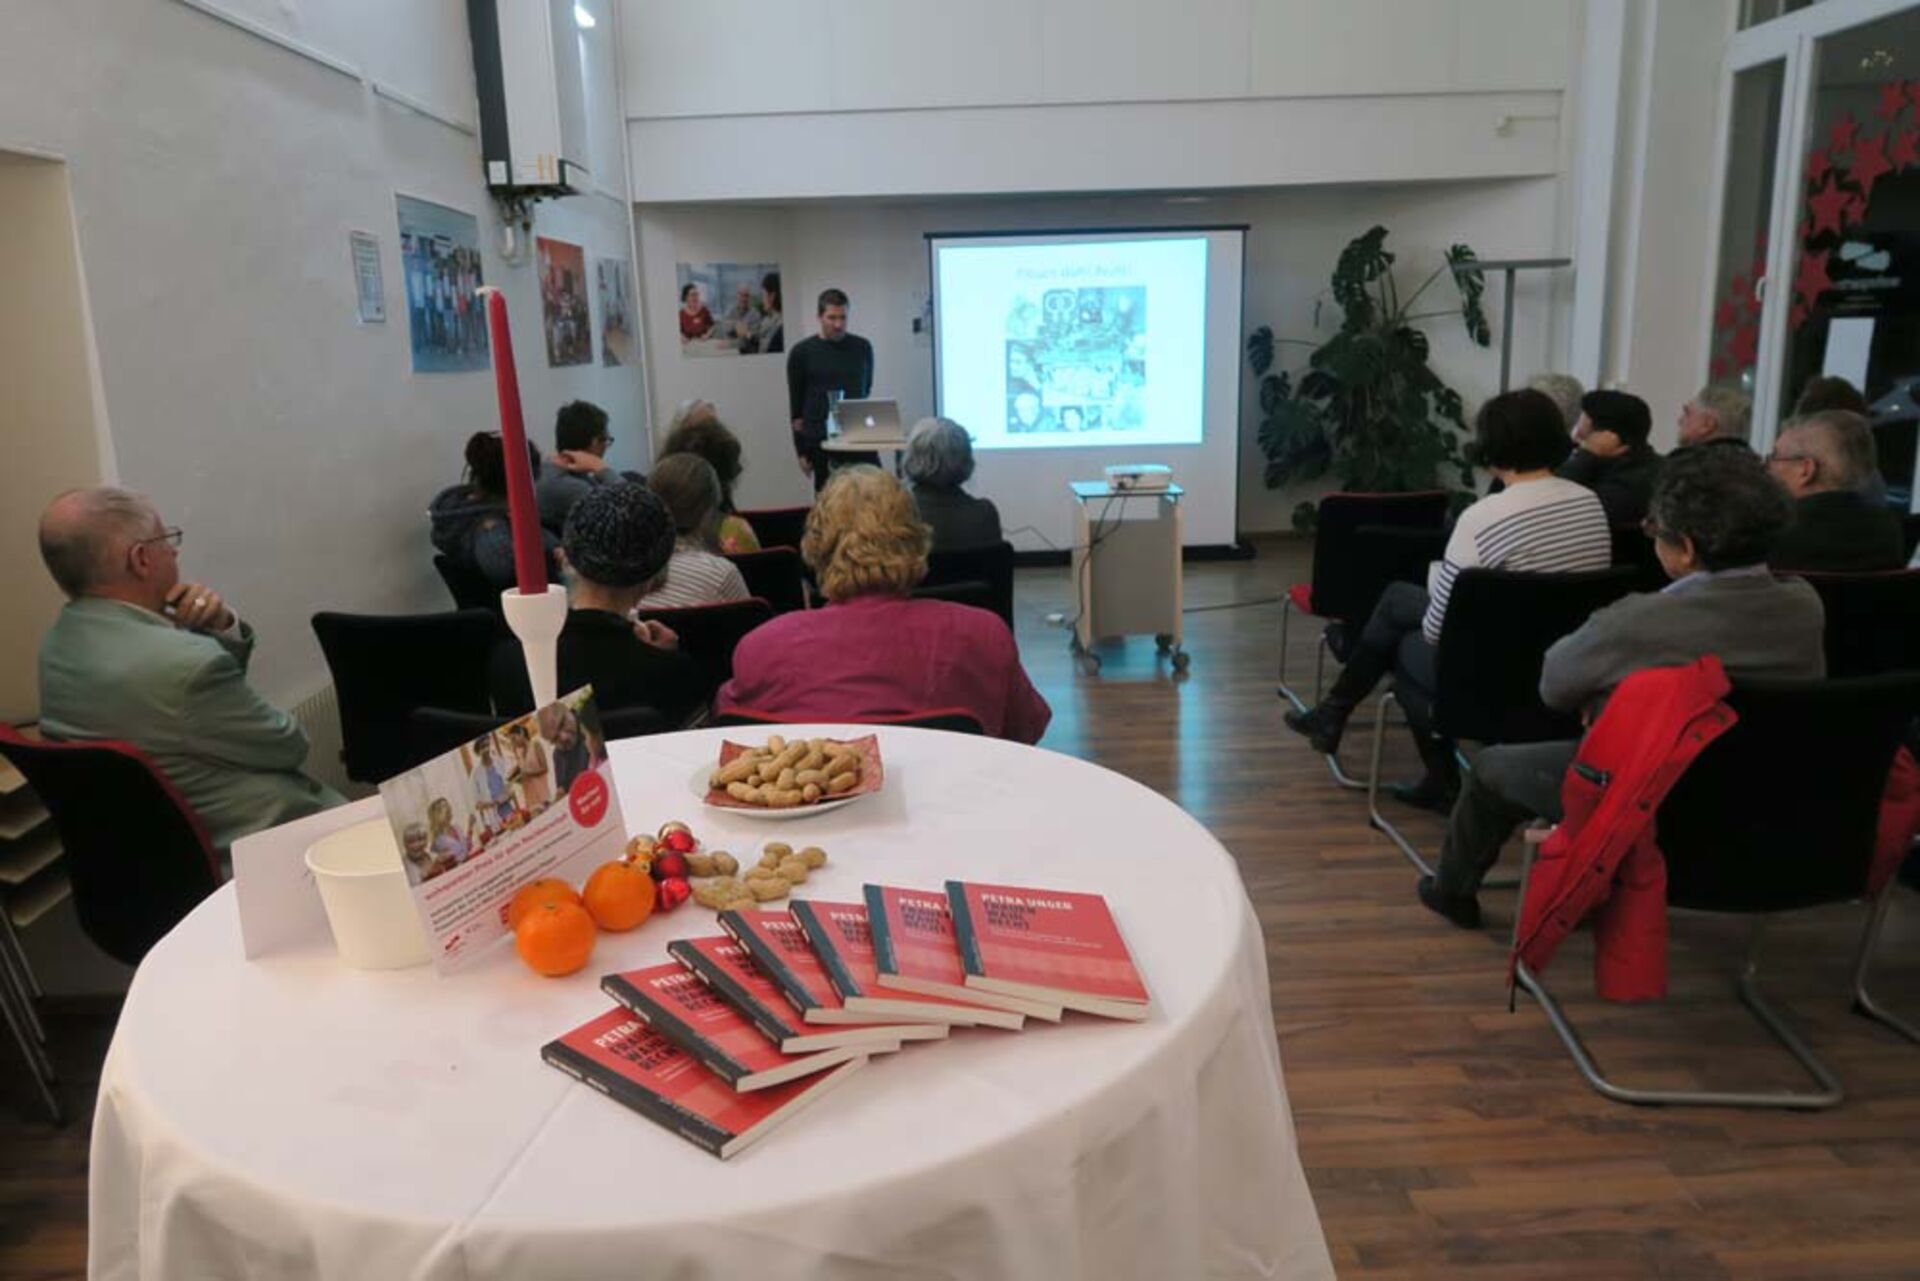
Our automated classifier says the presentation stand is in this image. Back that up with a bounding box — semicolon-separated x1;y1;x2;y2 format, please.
1069;482;1187;672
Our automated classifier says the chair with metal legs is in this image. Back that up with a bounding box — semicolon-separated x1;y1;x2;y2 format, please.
1512;671;1920;1108
1363;566;1639;876
1278;492;1449;789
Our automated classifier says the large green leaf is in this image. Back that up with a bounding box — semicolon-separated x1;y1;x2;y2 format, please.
1246;325;1275;376
1446;244;1491;347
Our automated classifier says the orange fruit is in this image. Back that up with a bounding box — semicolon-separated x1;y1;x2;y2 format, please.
507;878;582;932
514;900;597;977
582;859;657;932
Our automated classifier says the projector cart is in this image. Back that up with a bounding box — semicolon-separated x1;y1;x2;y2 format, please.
1068;481;1188;672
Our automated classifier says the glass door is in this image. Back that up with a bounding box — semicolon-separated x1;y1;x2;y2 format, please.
1706;61;1788;395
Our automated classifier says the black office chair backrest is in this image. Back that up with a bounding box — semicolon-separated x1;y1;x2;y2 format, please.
432;554;500;614
406;705;670;766
634;597;776;682
1608;523;1668;592
1795;569;1920;678
1902;512;1920;561
1657;672;1920;912
1309;491;1451;622
1432;566;1642;744
724;547;808;613
0;726;219;966
312;609;503;783
734;506;812;553
921;541;1016;628
712;708;986;735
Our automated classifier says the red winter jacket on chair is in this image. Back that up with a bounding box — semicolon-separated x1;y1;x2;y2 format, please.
1510;657;1737;1003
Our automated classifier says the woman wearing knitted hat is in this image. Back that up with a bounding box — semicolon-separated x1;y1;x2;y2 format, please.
488;482;716;725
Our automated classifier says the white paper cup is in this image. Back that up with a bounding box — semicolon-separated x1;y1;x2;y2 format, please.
305;820;432;970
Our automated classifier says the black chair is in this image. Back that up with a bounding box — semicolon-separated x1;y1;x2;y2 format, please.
734;506;811;553
312;610;503;784
1902;512;1920;561
0;726;223;1122
432;554;500;614
1513;671;1920;1109
1281;492;1450;787
1608;523;1667;592
635;597;776;683
406;705;671;766
712;708;987;735
1795;569;1920;678
1365;566;1642;874
724;547;808;613
919;541;1016;629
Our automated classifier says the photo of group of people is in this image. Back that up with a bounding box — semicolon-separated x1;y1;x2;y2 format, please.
396;195;490;374
537;236;593;367
1004;286;1147;435
676;261;783;357
598;256;634;367
390;695;608;888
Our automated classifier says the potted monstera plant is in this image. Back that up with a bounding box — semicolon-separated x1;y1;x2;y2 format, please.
1247;226;1491;529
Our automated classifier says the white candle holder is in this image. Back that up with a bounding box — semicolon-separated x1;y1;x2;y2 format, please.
500;586;568;709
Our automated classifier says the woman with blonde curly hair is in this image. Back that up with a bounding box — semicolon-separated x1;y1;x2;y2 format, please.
716;467;1050;742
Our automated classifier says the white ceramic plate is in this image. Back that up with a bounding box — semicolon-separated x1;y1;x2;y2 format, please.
690;764;871;820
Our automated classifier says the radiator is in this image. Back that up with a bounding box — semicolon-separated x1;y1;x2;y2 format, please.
288;683;372;799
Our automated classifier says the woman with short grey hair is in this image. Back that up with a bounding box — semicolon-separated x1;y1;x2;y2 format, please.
903;417;1002;551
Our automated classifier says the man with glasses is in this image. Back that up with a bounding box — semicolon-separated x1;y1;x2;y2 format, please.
35;487;341;853
1764;409;1905;573
537;399;635;533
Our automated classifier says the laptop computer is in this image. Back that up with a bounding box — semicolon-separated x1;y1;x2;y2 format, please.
829;398;904;444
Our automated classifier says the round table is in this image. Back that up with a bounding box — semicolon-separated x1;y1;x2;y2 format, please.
90;727;1332;1280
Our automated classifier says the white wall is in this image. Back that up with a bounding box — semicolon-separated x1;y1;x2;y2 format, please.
0;0;646;706
636;180;1565;536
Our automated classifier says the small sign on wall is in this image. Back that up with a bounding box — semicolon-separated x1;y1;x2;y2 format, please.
348;230;386;324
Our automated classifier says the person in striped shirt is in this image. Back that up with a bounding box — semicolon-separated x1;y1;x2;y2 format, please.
1285;389;1612;808
639;454;751;610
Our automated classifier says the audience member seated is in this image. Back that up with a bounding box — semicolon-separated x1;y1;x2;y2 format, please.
1558;389;1661;526
1675;384;1753;451
717;467;1050;742
490;483;715;725
1794;374;1871;416
35;487;343;852
1766;410;1906;572
1417;446;1825;927
1284;389;1611;808
536;400;633;533
904;416;1003;552
1526;372;1585;433
661;401;760;552
639;454;752;610
431;431;558;593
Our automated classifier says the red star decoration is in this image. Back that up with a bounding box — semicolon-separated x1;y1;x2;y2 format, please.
1806;147;1834;183
1889;127;1920;170
1729;323;1759;369
1790;300;1809;331
1845;192;1869;226
1715;300;1737;330
1909;81;1920;114
1808;177;1853;236
1831;113;1859;153
1795;249;1834;307
1877;81;1909;121
1798;219;1811;246
1730;273;1748;299
1711;356;1729;380
1850;130;1893;198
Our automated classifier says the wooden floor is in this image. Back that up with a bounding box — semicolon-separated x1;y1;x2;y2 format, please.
4;540;1918;1279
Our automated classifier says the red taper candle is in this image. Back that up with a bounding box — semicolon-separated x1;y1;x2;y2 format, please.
478;286;548;595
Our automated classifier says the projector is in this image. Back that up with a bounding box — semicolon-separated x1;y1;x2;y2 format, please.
1104;464;1172;492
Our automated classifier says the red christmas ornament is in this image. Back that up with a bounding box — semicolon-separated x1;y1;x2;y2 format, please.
652;850;690;881
656;876;692;912
661;827;697;854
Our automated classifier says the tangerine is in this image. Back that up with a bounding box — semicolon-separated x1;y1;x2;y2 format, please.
514;900;597;977
583;859;657;932
507;877;582;932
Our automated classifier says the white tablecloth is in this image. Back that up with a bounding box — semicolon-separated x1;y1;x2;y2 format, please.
90;727;1331;1280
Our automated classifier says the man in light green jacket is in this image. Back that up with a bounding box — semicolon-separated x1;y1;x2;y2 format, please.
36;488;342;854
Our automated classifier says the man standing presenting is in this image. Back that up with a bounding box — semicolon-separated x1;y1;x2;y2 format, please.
786;287;876;492
36;487;342;853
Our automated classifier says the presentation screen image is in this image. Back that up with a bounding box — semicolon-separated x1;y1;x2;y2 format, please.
935;237;1209;451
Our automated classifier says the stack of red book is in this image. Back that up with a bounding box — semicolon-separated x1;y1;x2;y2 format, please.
543;880;1150;1158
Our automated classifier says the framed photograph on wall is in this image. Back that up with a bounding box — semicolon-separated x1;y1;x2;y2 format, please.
537;236;592;367
676;261;783;357
597;256;634;367
395;195;488;373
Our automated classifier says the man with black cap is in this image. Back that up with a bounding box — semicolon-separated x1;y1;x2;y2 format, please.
488;483;716;725
1557;389;1663;526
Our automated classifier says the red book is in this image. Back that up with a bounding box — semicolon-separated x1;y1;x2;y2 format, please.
790;900;1028;1030
542;1006;862;1159
602;962;879;1091
863;884;1063;1021
716;908;955;1041
668;936;942;1053
945;881;1151;1021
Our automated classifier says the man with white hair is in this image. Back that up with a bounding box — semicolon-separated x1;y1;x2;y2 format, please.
1676;385;1753;450
35;487;340;852
1765;410;1905;572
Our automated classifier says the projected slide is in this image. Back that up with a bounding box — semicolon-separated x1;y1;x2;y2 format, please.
935;237;1208;451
